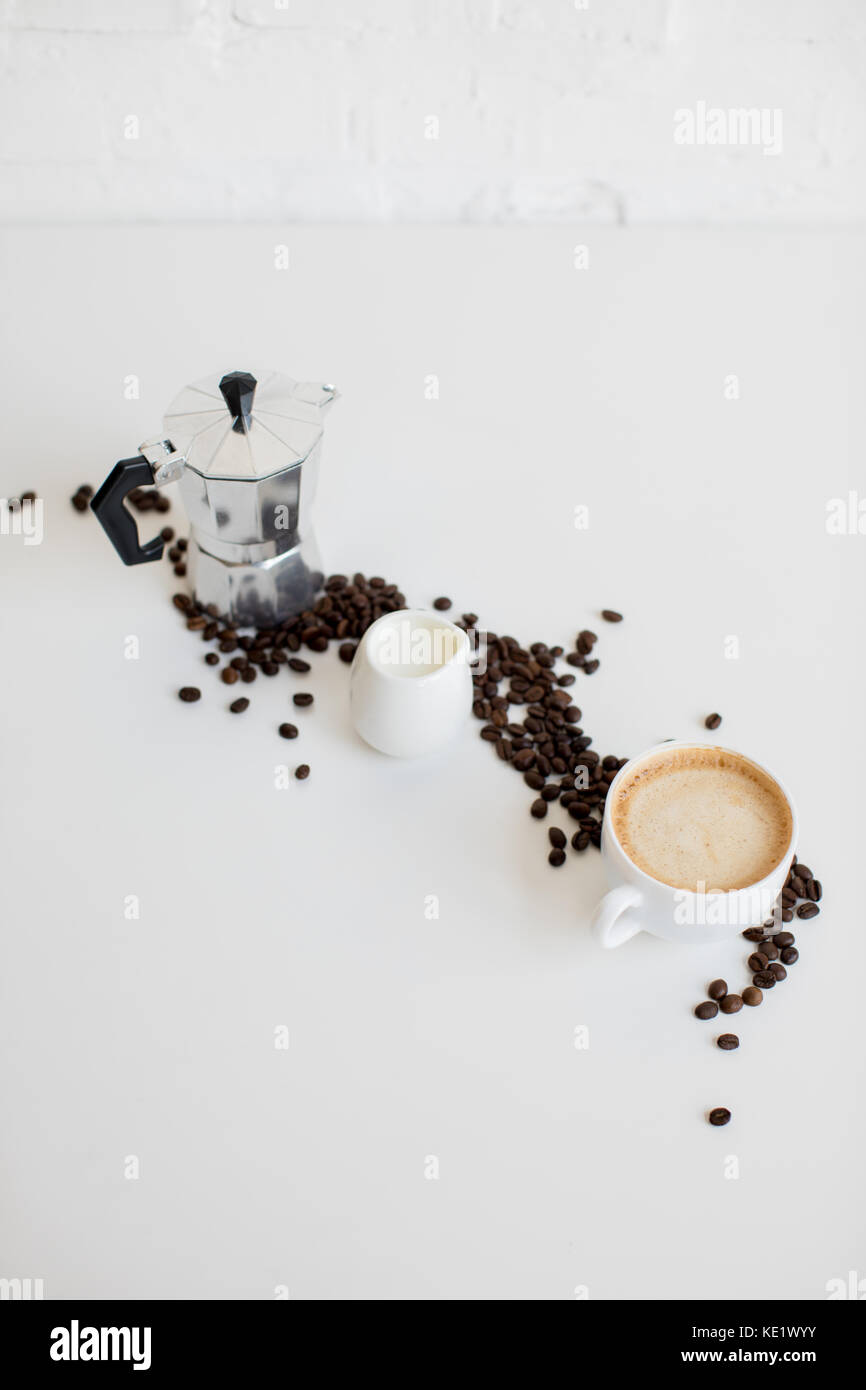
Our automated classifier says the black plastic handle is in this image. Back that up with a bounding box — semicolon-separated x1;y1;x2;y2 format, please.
90;457;166;566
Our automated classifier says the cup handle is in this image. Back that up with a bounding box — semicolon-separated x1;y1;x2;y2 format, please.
591;885;644;949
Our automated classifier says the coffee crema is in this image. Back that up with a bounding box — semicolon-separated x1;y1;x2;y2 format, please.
610;746;792;892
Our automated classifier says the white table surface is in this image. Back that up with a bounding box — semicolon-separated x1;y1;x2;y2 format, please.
1;225;863;1301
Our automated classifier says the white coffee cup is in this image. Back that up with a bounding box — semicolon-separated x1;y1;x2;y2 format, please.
349;608;473;758
591;741;798;949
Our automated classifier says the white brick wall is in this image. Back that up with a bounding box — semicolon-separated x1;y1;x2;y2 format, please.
1;0;864;222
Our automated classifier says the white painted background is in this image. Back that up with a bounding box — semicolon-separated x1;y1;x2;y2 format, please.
1;0;865;224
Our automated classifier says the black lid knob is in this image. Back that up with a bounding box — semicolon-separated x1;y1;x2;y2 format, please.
219;371;257;433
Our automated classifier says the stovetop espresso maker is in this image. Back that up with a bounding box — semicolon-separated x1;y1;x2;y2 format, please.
91;368;338;627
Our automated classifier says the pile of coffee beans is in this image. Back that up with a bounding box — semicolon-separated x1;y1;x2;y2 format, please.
695;855;822;1126
70;484;93;512
471;619;628;867
7;490;37;509
128;487;171;515
173;571;409;781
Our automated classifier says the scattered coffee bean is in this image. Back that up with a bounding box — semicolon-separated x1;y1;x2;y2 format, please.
717;1034;739;1051
160;526;175;542
548;827;566;850
719;994;743;1015
708;979;727;1000
769;963;787;981
178;687;200;702
780;946;799;965
174;563;187;576
295;764;310;780
708;1108;731;1126
601;610;623;623
530;799;547;820
742;927;766;942
810;879;822;901
695;1001;719;1021
229;697;249;713
205;652;219;666
704;713;722;730
742;986;763;1006
338;642;357;663
433;597;452;611
548;848;566;867
288;658;311;672
796;901;819;920
772;931;795;949
293;693;314;707
752;970;776;990
278;723;298;739
748;952;768;972
222;667;239;685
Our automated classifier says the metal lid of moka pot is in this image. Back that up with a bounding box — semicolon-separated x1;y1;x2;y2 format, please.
161;370;338;482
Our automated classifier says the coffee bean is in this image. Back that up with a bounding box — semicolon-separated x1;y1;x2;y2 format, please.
229;697;249;713
512;749;536;771
770;963;787;981
160;526;175;542
796;902;819;920
704;713;722;730
790;874;806;897
524;771;545;790
742;927;766;942
187;616;207;631
752;970;776;989
295;764;310;780
288;658;311;672
548;827;566;849
759;940;779;961
748;952;768;972
719;994;743;1014
742;986;763;1006
177;537;188;552
174;563;187;577
717;1034;739;1051
278;723;298;739
794;862;811;880
708;1108;731;1126
71;492;88;511
572;830;591;850
262;661;278;676
782;908;794;922
205;652;219;666
548;848;566;867
530;799;547;819
433;597;452;611
293;693;314;707
178;687;200;702
780;946;799;965
601;610;623;623
172;593;192;611
708;979;727;1000
808;879;822;902
221;667;239;685
772;931;795;948
694;1001;719;1021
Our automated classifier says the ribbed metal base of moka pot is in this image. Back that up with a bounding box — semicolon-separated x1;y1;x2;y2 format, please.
187;535;324;629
